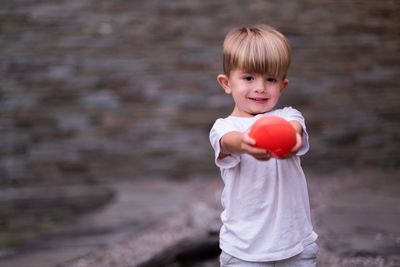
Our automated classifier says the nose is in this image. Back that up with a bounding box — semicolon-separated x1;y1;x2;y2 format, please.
254;79;266;94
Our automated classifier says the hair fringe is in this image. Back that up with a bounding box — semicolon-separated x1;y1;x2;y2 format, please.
223;25;291;78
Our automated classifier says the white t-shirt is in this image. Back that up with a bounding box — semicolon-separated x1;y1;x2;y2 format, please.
209;107;317;262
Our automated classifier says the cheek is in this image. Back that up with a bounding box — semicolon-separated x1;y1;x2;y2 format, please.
272;88;283;97
232;87;247;98
232;92;245;103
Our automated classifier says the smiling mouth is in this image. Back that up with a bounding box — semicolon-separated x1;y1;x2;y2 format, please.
249;97;268;103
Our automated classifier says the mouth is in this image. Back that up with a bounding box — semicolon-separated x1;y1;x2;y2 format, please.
248;97;269;103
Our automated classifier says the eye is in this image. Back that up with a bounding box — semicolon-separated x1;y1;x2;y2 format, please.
267;77;278;83
243;76;254;81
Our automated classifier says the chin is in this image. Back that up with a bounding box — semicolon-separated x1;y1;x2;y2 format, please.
258;108;272;114
251;110;268;116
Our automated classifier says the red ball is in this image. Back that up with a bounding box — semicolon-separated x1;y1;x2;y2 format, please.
249;115;297;159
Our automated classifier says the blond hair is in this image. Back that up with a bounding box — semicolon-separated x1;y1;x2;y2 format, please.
222;24;291;78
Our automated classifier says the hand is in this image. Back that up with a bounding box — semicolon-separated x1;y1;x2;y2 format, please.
241;131;272;161
281;132;303;159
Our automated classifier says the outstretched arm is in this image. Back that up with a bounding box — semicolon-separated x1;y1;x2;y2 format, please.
219;131;272;161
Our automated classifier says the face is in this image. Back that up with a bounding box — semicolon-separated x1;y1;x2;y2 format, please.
217;69;289;117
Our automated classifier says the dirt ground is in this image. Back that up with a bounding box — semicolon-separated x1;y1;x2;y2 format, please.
0;169;399;267
309;170;400;267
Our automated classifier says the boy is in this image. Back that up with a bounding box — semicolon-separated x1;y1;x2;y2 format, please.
209;25;318;266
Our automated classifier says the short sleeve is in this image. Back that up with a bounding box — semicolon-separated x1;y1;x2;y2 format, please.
209;119;240;169
282;107;310;156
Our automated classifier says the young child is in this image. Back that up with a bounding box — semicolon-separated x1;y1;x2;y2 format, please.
209;24;318;266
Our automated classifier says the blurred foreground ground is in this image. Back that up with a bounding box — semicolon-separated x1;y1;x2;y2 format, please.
1;169;399;267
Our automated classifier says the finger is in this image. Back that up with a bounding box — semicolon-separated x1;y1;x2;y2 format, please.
255;152;272;161
250;149;271;160
290;133;303;153
242;132;256;146
244;145;267;155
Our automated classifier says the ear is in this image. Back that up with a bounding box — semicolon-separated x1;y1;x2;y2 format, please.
217;74;232;94
280;78;289;93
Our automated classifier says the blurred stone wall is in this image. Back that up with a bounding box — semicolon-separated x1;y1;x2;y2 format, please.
1;0;399;187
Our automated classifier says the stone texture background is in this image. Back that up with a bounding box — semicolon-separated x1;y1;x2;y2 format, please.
0;0;399;263
1;0;399;187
